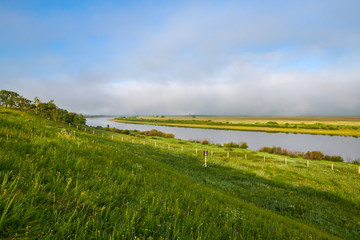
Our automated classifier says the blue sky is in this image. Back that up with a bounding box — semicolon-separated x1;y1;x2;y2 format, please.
1;0;360;115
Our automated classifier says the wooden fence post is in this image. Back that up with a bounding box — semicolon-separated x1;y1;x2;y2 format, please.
285;158;287;165
121;137;123;142
93;130;94;134
245;154;247;160
211;151;213;157
227;152;229;158
154;142;156;148
112;135;114;140
264;156;266;162
307;160;309;167
168;144;170;150
196;148;198;154
331;163;334;170
102;133;104;138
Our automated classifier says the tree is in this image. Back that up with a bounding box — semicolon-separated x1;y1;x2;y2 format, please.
0;90;19;108
79;114;86;125
34;97;40;114
47;100;57;121
15;96;31;111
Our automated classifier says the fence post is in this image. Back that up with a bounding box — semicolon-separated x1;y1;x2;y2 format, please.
331;163;333;170
358;166;360;174
245;154;247;160
168;144;170;150
264;156;266;162
93;130;94;134
112;135;114;140
132;139;134;144
181;146;183;151
227;152;229;158
196;148;198;154
285;158;287;165
84;128;86;132
307;160;309;167
102;133;104;138
154;142;157;148
211;150;213;157
143;141;145;145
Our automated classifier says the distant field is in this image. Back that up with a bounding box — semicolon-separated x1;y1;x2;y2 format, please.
142;116;360;125
114;116;360;137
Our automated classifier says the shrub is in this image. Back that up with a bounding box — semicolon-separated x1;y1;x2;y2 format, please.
323;155;344;162
224;142;240;150
122;129;130;135
201;139;209;145
165;133;175;138
240;142;248;149
259;146;272;153
267;121;278;125
139;129;174;138
352;159;360;165
304;151;324;160
259;146;345;162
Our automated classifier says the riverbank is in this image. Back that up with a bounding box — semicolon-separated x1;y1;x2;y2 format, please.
111;117;360;137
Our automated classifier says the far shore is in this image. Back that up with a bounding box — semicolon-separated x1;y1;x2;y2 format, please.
110;116;360;137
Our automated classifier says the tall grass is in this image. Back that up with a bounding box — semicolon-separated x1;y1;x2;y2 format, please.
1;107;359;239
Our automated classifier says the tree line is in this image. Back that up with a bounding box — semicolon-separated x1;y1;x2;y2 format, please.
0;89;86;125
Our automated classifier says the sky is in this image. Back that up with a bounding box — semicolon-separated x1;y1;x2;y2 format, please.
1;0;360;116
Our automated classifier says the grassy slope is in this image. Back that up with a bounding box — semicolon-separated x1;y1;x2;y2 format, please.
112;118;360;137
0;108;359;239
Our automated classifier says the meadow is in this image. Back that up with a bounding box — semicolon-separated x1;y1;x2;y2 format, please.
1;107;360;239
113;116;360;137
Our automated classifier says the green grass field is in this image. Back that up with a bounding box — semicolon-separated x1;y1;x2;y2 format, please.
1;107;360;239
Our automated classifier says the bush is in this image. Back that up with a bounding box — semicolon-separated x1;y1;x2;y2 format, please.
122;129;130;135
259;146;345;163
240;142;248;149
201;139;209;145
139;129;174;138
259;146;272;153
165;133;175;138
224;142;240;150
304;151;324;160
352;159;360;165
323;155;344;162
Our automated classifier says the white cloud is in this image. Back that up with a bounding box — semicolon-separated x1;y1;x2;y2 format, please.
1;0;360;115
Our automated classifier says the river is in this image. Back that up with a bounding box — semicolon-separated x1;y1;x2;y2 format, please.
86;118;360;162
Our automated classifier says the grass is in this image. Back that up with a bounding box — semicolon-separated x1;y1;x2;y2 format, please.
112;116;360;137
1;107;360;239
142;116;360;125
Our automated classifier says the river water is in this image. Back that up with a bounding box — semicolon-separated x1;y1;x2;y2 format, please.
86;118;360;162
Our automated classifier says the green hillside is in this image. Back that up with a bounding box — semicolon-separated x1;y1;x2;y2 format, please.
1;107;359;239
